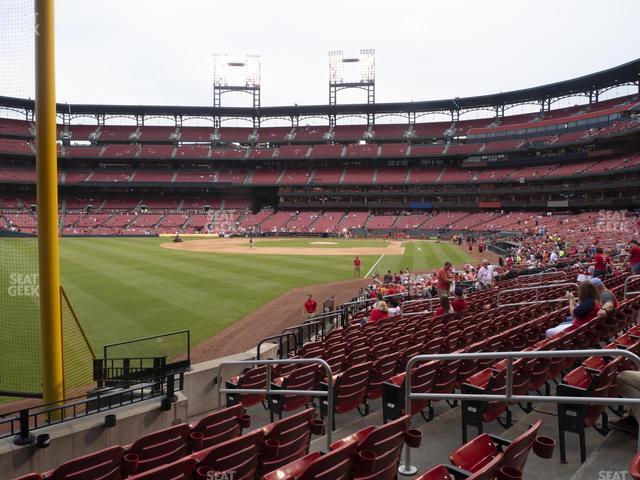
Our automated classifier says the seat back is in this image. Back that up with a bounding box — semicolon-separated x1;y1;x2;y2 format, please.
279;364;319;411
502;419;543;471
261;408;316;473
351;415;411;479
126;457;195;480
467;453;504;480
631;450;640;480
334;362;373;413
409;361;438;415
190;404;246;450
412;465;455;480
196;429;264;480
46;446;124;480
236;366;268;407
125;423;190;474
368;353;398;400
297;440;357;480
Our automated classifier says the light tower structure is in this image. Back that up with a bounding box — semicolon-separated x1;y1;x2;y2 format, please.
328;49;376;125
213;54;261;127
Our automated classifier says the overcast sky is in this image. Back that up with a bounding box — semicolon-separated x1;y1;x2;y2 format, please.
2;0;640;110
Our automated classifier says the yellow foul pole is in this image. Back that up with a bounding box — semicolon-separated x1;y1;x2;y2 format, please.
35;0;64;405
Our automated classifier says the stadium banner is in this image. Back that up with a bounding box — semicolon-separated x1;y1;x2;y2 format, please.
479;201;501;208
408;202;433;209
547;200;569;208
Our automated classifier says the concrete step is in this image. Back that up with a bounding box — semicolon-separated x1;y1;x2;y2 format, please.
570;430;636;480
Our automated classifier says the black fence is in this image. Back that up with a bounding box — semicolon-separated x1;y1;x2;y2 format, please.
95;330;190;387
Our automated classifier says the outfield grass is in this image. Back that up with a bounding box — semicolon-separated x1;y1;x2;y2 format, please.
0;237;472;400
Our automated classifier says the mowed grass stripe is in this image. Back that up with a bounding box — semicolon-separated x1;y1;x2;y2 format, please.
92;238;351;283
60;239;371;347
64;239;289;292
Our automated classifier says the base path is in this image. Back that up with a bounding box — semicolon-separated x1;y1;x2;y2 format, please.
190;277;371;362
161;238;405;256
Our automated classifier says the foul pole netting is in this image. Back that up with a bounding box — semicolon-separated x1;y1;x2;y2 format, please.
0;1;42;399
1;1;96;402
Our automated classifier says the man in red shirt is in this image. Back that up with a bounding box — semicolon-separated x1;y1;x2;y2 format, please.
437;261;453;296
592;247;609;278
353;256;362;277
630;240;640;274
303;294;317;319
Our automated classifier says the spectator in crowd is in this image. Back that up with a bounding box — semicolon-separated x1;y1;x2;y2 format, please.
388;299;402;316
611;370;640;435
590;277;618;311
437;261;454;295
383;270;394;284
476;259;494;289
368;295;390;323
303;294;317;319
545;282;604;338
592;247;609;278
433;294;454;318
629;240;640;274
451;287;469;312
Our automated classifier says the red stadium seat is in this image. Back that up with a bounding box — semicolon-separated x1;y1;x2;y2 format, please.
123;424;190;476
449;420;543;473
367;353;398;401
330;415;419;480
42;446;124;479
413;454;504;480
192;429;263;480
320;362;373;428
381;361;438;423
225;366;268;408
189;404;250;451
260;408;323;474
126;457;196;480
269;364;319;420
631;450;640;480
261;439;357;480
557;358;621;463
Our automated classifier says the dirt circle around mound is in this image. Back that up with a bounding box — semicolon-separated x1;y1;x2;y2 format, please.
161;237;405;256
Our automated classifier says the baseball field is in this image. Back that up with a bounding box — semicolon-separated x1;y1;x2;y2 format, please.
0;236;473;401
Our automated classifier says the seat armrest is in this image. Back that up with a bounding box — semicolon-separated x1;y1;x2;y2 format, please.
488;433;511;449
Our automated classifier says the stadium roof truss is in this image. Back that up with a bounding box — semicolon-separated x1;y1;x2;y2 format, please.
0;58;638;130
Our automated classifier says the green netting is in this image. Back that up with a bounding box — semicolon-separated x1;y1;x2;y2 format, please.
61;287;95;397
0;237;42;397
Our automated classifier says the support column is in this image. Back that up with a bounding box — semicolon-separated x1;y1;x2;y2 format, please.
35;0;64;405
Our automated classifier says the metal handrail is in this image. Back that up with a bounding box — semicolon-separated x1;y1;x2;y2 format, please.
283;320;325;349
398;349;640;475
256;332;297;360
496;282;578;308
343;291;409;310
516;270;567;285
217;358;334;450
624;275;640;298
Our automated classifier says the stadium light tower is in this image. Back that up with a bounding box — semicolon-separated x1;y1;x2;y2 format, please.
213;53;261;127
328;49;376;125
